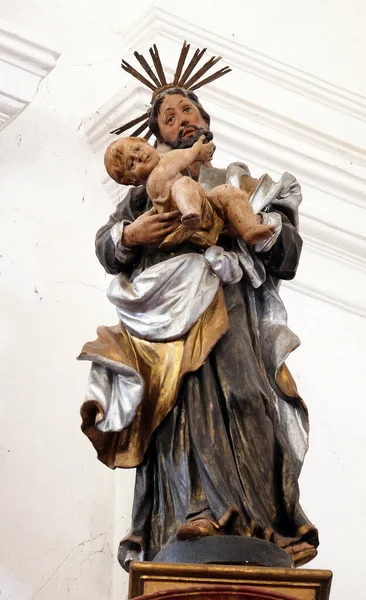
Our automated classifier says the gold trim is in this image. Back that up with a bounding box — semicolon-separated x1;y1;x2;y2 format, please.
129;563;332;600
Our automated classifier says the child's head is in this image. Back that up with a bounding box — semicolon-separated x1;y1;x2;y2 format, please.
104;136;159;186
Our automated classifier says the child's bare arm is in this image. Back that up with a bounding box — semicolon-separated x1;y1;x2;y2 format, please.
148;137;215;195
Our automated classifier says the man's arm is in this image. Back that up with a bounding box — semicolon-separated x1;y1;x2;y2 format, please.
229;163;302;280
257;210;303;280
95;186;180;275
95;187;148;275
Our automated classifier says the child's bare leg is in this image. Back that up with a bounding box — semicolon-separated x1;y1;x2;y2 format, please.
171;176;204;230
209;184;274;245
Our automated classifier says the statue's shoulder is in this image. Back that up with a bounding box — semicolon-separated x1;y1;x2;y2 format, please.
199;162;252;190
226;162;251;182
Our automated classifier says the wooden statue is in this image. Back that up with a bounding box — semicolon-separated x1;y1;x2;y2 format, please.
78;41;319;572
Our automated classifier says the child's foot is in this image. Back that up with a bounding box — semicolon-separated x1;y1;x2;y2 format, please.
243;224;274;245
181;212;202;230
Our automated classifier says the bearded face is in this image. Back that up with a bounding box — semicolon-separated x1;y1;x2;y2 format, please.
155;93;213;150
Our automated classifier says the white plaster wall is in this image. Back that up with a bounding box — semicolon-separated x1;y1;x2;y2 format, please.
282;290;366;596
0;1;365;599
0;95;134;599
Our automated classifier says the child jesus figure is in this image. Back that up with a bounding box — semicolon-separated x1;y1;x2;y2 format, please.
104;135;274;249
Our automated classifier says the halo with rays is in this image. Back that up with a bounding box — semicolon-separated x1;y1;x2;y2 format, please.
110;41;231;139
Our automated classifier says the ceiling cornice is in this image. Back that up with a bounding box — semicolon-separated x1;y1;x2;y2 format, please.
0;19;60;132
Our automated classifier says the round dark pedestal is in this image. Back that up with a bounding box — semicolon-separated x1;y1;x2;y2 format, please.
153;536;294;568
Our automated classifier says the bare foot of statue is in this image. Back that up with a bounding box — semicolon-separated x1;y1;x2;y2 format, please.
284;541;318;567
181;212;202;230
176;517;222;540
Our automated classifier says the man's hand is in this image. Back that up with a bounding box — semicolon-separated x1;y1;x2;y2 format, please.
122;208;181;247
194;136;216;163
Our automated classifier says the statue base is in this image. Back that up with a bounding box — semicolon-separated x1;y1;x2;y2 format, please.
129;562;332;600
153;537;294;568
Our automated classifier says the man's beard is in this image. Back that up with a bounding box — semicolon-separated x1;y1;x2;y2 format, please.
168;126;213;150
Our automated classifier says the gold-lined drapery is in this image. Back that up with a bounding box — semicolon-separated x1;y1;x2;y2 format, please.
79;288;228;468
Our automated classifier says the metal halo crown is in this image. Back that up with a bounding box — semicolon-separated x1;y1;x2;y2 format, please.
110;40;231;140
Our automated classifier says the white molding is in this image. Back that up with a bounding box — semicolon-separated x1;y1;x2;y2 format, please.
203;85;366;170
283;279;366;319
0;19;60;133
300;214;366;272
214;115;366;210
122;4;366;123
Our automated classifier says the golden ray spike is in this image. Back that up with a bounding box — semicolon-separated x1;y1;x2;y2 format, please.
173;40;190;85
121;60;156;91
149;44;167;85
190;67;232;91
131;120;150;137
134;51;161;88
144;130;153;141
110;112;149;135
179;48;207;86
184;56;222;89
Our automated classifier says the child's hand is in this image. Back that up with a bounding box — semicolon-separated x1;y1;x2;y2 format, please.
194;136;216;162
